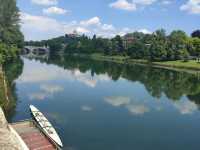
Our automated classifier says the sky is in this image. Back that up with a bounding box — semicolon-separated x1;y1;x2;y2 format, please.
17;0;200;41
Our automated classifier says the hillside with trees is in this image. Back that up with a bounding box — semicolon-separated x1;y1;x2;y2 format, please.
26;29;200;62
0;0;24;64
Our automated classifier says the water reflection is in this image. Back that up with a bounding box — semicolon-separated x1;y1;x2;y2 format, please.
174;100;198;115
13;55;200;114
5;55;200;150
2;58;24;120
44;55;200;104
104;96;131;107
81;105;93;112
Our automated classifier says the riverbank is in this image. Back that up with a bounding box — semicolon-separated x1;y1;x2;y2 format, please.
0;66;6;107
0;107;28;149
0;65;28;149
0;65;10;108
87;54;200;72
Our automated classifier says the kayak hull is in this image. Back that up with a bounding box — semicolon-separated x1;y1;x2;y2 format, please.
30;105;63;147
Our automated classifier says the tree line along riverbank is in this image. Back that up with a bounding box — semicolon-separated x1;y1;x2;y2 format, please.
0;0;24;64
0;0;24;108
88;53;200;71
26;30;200;61
26;29;200;71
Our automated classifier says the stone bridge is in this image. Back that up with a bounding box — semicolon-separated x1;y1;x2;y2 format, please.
23;46;49;54
22;46;49;59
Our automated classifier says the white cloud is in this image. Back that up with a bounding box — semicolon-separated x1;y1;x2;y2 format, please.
80;17;101;26
134;0;157;5
109;0;158;11
20;12;65;40
104;96;150;115
20;12;63;32
20;12;152;40
29;92;49;100
161;0;172;5
174;100;198;115
180;0;200;14
81;106;93;112
71;69;97;87
28;84;64;101
138;28;152;34
101;24;115;31
104;96;131;107
43;7;69;15
16;59;111;88
40;84;64;94
109;0;137;11
76;27;90;34
126;104;150;115
31;0;58;6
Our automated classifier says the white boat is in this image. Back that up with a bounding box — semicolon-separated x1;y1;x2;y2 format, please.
29;105;63;147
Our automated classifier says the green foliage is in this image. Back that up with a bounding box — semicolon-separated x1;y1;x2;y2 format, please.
1;57;24;116
188;38;200;57
112;35;123;52
128;41;147;59
45;55;200;102
0;0;24;64
191;30;200;38
0;42;19;63
26;28;200;62
168;30;188;60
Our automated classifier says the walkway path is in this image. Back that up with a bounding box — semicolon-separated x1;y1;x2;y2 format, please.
12;121;56;150
0;107;25;150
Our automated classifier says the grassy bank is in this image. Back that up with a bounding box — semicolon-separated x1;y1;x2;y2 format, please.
88;53;200;71
153;60;200;71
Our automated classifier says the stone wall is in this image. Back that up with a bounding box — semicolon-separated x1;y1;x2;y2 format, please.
0;107;24;150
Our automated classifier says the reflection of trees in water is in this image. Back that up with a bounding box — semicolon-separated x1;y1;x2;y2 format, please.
188;94;200;106
124;66;200;101
2;58;24;120
43;55;200;105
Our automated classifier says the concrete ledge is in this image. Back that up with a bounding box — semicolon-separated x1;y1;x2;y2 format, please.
8;125;29;150
0;107;29;150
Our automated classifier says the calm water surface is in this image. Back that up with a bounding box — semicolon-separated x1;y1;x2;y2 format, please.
8;56;200;150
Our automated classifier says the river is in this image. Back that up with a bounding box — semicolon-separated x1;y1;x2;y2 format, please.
5;55;200;150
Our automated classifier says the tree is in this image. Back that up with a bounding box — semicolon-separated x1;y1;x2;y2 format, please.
191;30;200;38
168;30;188;60
112;35;123;53
188;38;200;57
149;29;167;61
0;0;24;64
128;41;147;59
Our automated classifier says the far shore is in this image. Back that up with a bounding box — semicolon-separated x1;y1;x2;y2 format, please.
69;53;200;74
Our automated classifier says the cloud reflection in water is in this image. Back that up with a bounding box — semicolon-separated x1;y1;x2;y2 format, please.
174;100;198;115
81;105;93;112
16;59;111;88
29;84;64;100
104;96;150;115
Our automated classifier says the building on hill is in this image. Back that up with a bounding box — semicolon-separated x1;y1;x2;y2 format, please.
123;34;135;49
65;30;80;38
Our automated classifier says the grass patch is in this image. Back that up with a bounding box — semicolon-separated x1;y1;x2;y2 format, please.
88;53;200;71
91;53;129;64
153;60;200;70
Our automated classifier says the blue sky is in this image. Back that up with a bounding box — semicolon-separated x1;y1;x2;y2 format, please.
17;0;200;40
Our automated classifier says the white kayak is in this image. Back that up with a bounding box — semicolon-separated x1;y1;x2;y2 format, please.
30;105;63;147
